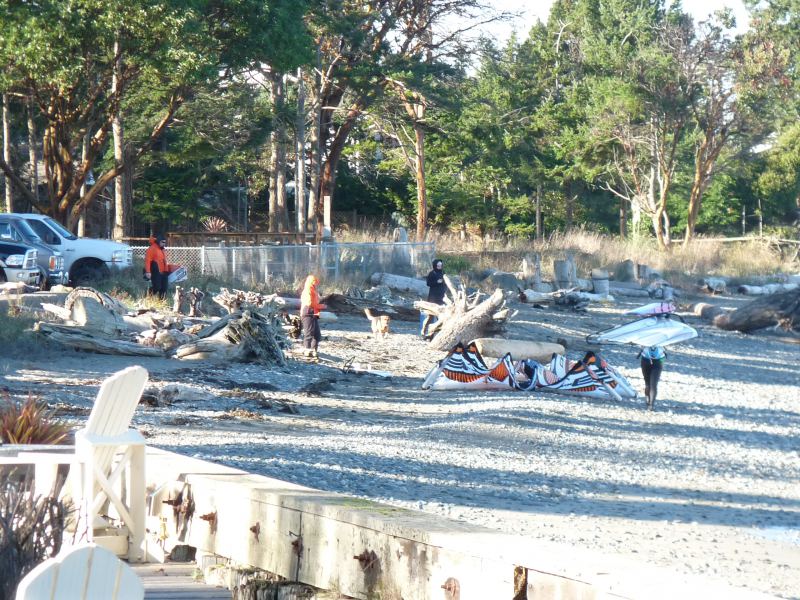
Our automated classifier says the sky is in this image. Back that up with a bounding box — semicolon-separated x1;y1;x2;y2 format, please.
482;0;750;43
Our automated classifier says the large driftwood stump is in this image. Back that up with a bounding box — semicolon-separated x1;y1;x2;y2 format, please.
713;289;800;333
416;273;511;351
174;310;287;365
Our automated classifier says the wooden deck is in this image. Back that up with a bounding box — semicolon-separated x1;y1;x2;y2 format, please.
133;563;231;599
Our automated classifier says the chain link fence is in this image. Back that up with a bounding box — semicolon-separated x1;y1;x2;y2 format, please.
132;242;436;286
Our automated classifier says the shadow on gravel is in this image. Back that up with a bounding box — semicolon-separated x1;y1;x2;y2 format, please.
159;439;799;530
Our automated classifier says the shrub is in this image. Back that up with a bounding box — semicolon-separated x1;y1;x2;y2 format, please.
0;393;71;445
0;473;68;600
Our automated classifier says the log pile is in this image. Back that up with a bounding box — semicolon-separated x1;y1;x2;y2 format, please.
175;310;287;365
415;276;515;351
35;286;290;365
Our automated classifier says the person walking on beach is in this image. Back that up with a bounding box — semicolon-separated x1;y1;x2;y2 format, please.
144;235;174;299
639;345;665;410
421;258;446;337
300;274;326;359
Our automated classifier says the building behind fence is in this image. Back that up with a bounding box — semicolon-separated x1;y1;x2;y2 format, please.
132;242;436;286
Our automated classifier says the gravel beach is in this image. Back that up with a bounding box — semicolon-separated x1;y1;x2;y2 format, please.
3;293;799;598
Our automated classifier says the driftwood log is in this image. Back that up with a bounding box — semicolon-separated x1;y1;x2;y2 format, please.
691;289;800;333
321;293;419;322
35;322;165;356
174;310;287;365
370;272;428;297
416;275;512;351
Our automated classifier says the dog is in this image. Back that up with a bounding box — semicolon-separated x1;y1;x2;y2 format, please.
364;308;391;339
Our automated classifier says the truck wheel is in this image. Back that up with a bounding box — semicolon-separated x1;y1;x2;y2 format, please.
71;263;109;286
0;269;6;283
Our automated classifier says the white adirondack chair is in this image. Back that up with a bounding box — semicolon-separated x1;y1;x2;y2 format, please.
17;366;149;561
15;544;144;600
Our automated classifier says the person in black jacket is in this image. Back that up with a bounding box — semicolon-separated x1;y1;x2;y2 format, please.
421;258;446;337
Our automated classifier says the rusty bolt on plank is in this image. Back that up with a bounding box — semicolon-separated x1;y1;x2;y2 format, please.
291;536;303;557
353;549;379;571
441;577;460;600
250;522;260;543
199;511;217;534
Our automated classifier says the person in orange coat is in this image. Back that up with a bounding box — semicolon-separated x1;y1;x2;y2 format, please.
299;274;326;358
143;236;174;299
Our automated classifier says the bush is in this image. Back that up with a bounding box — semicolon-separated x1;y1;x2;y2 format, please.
0;474;68;600
0;393;71;445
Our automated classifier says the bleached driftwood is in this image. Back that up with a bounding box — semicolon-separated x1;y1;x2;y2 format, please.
370;272;428;297
607;285;651;298
700;277;727;294
188;287;205;316
35;322;164;356
691;289;800;334
736;283;799;296
321;293;419;322
175;310;287;365
64;287;129;315
415;275;511;351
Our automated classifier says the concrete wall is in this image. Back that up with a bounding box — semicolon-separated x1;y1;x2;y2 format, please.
144;448;776;600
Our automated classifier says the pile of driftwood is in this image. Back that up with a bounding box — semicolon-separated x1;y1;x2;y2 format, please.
414;275;515;351
35;287;288;365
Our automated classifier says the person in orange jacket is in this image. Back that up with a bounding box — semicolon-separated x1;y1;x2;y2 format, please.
299;274;326;358
143;236;175;299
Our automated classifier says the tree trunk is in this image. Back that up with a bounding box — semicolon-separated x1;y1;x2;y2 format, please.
112;38;127;241
276;73;288;231
535;184;543;242
619;196;626;238
77;131;90;236
2;94;12;213
414;121;427;241
26;97;38;204
295;67;306;235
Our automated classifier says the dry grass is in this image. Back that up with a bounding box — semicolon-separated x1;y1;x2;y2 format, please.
339;228;797;284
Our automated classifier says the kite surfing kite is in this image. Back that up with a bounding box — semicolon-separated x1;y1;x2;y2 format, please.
422;341;636;400
586;302;698;347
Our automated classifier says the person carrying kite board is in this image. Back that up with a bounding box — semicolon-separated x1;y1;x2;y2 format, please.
144;235;181;299
300;274;326;360
638;345;666;410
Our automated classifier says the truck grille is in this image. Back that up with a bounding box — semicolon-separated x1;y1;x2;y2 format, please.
24;249;38;270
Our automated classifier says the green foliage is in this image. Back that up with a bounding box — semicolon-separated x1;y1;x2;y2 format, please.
0;394;70;445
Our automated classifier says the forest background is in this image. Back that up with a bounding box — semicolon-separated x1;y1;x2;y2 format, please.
1;0;800;251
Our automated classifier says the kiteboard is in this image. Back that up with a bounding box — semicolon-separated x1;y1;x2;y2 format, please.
587;315;697;347
168;265;188;284
625;301;677;316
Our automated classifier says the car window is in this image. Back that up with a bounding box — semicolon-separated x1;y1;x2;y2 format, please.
14;219;44;243
43;217;77;241
27;220;60;245
0;223;12;240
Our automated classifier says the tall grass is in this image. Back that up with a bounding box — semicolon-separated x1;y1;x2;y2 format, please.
339;228;797;283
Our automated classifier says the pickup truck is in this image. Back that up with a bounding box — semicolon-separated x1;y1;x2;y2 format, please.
0;241;40;286
0;215;66;289
12;213;133;285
